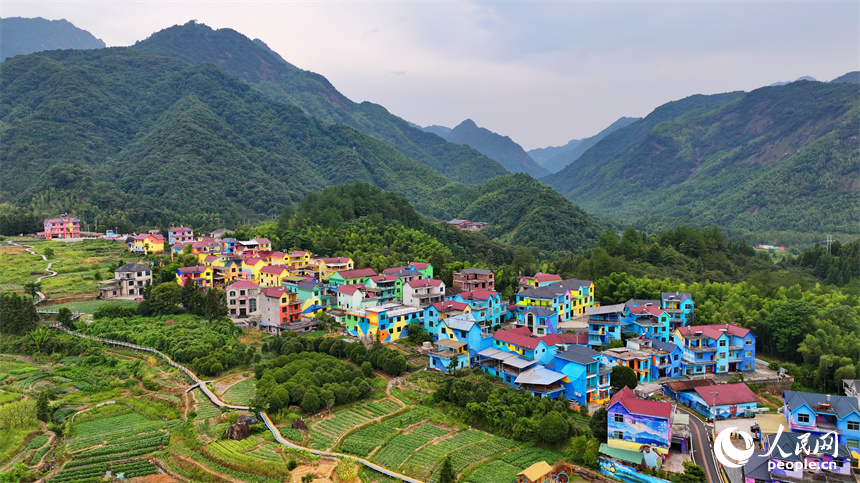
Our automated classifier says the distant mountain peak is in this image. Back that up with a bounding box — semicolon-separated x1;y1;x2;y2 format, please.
1;17;105;61
455;119;479;130
446;119;549;177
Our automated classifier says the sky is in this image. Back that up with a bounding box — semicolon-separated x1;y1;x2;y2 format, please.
2;1;858;150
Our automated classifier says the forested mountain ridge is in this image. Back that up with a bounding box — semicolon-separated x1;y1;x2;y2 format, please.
0;17;105;61
533;116;640;173
132;21;510;185
0;48;470;227
545;81;860;245
437;119;549;178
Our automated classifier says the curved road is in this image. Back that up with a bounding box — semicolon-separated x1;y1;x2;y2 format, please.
678;406;722;483
49;324;423;483
7;241;57;304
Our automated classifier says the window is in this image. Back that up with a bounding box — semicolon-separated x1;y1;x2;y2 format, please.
230;291;235;297
746;339;752;345
611;431;624;440
797;413;810;423
847;439;859;449
847;421;860;431
719;340;726;347
614;414;624;423
745;351;752;357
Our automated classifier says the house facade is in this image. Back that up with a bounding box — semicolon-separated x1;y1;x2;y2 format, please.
225;280;260;318
673;324;756;376
43;217;80;239
258;287;302;334
607;386;673;456
168;227;194;245
128;234;165;253
402;278;445;308
782;391;860;453
98;263;152;298
175;265;213;289
453;267;495;291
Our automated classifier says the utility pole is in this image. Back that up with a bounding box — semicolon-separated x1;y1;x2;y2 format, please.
826;234;834;255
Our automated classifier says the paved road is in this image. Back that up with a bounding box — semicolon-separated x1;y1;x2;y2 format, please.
679;406;722;483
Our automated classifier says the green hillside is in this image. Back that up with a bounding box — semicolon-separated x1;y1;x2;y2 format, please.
444;119;549;177
546;82;860;245
0;48;468;227
132;21;510;185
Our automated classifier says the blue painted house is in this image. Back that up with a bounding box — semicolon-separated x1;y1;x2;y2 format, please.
422;300;471;339
553;345;610;405
782;391;860;455
607;386;673;457
585;303;626;349
673;324;755;376
428;313;487;372
626;337;682;380
452;290;503;329
661;292;694;330
680;382;758;420
515;307;559;336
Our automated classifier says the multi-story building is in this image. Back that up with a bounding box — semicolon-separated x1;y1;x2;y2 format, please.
98;263;152;298
624;302;672;342
554;345;611;405
429;313;488;372
783;391;860;454
451;290;503;329
127;234;165;254
407;262;433;279
453;268;495;292
365;274;399;304
600;347;653;384
422;301;472;338
313;257;354;280
286;250;311;271
168;227;194;245
586;303;626;349
402;278;445;308
607;386;673;456
515;278;595;323
519;272;563;288
343;303;423;342
673;324;756;376
626;337;682;380
258;265;289;288
225;280;259;318
259;287;302;335
335;284;378;311
660;292;694;329
175;265;213;289
381;268;425;299
43;217;80;239
328;268;378;289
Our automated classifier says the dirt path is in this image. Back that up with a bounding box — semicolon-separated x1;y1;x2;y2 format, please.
173;454;244;483
214;373;252;399
5;241;57;304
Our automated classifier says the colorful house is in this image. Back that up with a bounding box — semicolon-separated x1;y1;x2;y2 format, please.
257;251;287;266
407;262;433;278
422;301;472;338
742;433;855;483
365;274;399;304
43;217;80;239
286;250;311;271
168;227;194;245
492;327;556;365
600;347;653;384
516;278;595;323
258;287;302;335
336;284;378;311
515;307;559;336
451;290;503;329
673;324;756;376
607;386;673;457
175;265;213;289
520;272;562;288
128;234;165;253
220;237;239;254
328;268;378;289
453;268;495;292
241;257;267;283
782;391;860;454
680;382;758;420
554;344;610;405
313;257;354;280
586;303;626;349
225;280;259;318
428;313;487;372
259;265;289;288
626;337;682;380
402;278;445;308
343;303;423;342
624;302;672;342
661;292;694;329
381;268;424;299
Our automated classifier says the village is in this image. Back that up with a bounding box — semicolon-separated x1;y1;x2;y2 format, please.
33;217;860;483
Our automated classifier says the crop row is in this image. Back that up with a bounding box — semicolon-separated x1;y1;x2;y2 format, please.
50;463;108;483
72;412;152;438
172;443;284;483
310;430;335;449
26;433;50;450
66;421;180;451
501;446;560;468
340;424;398;457
203;440;286;478
244;444;283;463
372;424;449;469
71;433;168;460
51;460;158;483
279;427;303;442
313;409;370;437
463;460;521;483
448;437;519;473
194;390;222;419
63;448;155;469
30;444;51;465
362;399;401;416
381;407;434;428
403;430;490;469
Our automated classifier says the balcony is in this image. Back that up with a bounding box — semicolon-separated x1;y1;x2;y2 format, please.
686;345;716;353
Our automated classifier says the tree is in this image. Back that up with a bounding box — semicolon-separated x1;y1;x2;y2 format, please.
25;328;51;353
23;281;41;302
0;292;39;334
589;407;608;442
200;288;228;322
36;392;51;422
610;365;638;391
43;247;54;259
538;411;569;444
438;456;456;483
447;354;460;374
676;460;707;483
301;474;314;483
56;307;73;327
301;388;321;414
360;361;373;378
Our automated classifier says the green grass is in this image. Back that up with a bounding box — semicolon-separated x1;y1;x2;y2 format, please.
46;299;138;314
222;378;256;406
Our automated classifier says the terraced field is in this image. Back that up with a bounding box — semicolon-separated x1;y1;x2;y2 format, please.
221;378;256;406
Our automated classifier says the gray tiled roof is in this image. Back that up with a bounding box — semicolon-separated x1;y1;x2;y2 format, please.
116;263;150;272
783;390;860;419
555;345;600;365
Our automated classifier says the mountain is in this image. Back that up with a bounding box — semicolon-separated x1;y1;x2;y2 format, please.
422;125;452;138
0;48;470;228
770;76;817;87
132;21;509;186
0;46;603;253
533;117;640;173
831;71;860;84
0;17;105;61
441;119;549;178
545;81;859;244
528;139;582;165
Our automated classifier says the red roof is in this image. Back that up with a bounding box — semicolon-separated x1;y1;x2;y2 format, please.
135;233;164;241
337;283;367;295
203;255;218;262
320;257;350;264
260;265;288;275
628;305;666;316
678;324;751;340
409;262;431;270
369;274;397;282
533;272;562;283
177;265;207;274
335;268;377;279
382;266;406;274
609;386;672;419
541;332;589;346
243;257;264;266
169;227;192;231
254;238;271;244
459;289;499;301
432;301;470;312
693;383;759;407
171;241;191;248
288;250;308;256
493;327;545;350
261;287;289;298
406;278;443;288
227;280;259;289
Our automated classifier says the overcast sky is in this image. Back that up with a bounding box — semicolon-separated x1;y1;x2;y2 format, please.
2;1;857;150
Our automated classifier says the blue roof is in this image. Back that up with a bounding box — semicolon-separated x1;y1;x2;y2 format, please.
650;339;680;353
555;345;600;365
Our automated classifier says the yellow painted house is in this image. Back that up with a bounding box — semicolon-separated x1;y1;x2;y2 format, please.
286;250;312;271
176;265;213;288
313;257;354;280
241;257;267;283
259;265;289;288
128;234;165;254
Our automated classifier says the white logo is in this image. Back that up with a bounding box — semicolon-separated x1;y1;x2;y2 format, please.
714;427;755;468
